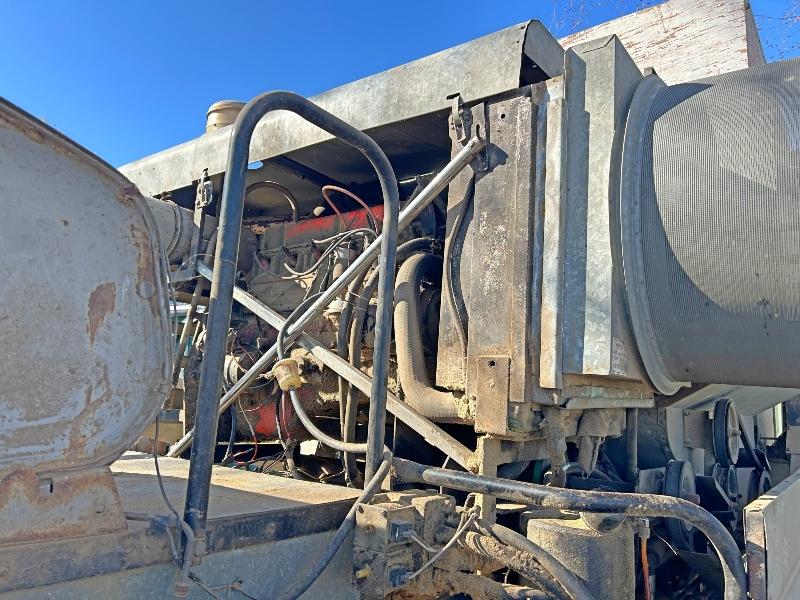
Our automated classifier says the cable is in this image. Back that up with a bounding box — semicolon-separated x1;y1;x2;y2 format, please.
283;229;375;277
405;510;478;582
321;185;380;232
222;404;237;464
255;229;375;280
442;176;474;362
275;451;393;600
153;417;199;599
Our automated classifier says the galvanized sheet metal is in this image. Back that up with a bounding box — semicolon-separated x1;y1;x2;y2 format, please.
0;99;172;476
119;21;564;197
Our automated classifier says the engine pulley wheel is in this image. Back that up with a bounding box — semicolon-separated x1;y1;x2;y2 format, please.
664;460;697;551
712;398;740;467
746;469;772;505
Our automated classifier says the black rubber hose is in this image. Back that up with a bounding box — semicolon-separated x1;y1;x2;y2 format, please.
184;91;399;551
392;458;746;600
337;269;368;431
394;253;467;422
341;238;437;486
275;451;393;600
343;268;379;485
478;521;595;600
460;531;570;600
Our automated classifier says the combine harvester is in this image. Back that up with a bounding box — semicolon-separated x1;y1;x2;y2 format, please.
1;0;798;598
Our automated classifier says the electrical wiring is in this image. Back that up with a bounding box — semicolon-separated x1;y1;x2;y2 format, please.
404;506;479;582
321;185;379;232
254;229;375;280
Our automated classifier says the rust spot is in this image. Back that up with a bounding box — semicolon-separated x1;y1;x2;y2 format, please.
87;282;116;347
129;223;161;317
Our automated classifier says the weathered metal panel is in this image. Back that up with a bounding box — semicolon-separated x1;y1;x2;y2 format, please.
0;100;172;476
0;530;359;600
0;467;126;545
0;454;360;595
538;82;567;390
120;21;564;197
436;89;549;433
561;36;648;383
560;0;765;85
745;469;800;599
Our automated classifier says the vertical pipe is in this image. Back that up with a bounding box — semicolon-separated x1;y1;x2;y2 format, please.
182;91;400;560
626;408;639;483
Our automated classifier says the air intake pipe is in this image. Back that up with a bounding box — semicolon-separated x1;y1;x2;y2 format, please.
621;58;800;394
394;252;471;423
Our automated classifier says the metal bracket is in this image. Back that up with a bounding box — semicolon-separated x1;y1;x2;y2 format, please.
448;93;471;144
449;94;488;173
174;169;213;282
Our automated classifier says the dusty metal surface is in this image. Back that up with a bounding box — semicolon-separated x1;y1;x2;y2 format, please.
744;469;800;599
0;454;359;595
560;0;764;84
0;530;358;600
0;99;172;476
538;79;567;391
0;467;125;545
119;21;563;198
526;515;635;599
111;454;359;518
561;36;647;384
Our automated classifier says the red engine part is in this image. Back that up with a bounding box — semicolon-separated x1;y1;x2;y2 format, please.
253;393;294;439
282;205;384;246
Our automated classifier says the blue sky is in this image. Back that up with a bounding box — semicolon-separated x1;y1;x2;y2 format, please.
0;1;794;167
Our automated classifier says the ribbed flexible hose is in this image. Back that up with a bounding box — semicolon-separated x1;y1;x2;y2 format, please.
394;252;469;422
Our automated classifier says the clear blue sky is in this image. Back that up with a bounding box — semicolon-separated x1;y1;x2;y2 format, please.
0;1;794;167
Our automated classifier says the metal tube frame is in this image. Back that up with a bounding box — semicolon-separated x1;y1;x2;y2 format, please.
183;91;401;560
168;136;484;460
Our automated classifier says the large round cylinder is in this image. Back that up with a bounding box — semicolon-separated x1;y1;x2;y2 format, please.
621;59;800;394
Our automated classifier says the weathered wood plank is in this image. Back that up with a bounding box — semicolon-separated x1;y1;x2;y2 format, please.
562;0;765;84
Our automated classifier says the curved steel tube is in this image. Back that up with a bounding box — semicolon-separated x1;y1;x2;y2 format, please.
392;458;747;600
184;91;399;561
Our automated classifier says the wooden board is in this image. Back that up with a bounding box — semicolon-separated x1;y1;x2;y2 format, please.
562;0;765;84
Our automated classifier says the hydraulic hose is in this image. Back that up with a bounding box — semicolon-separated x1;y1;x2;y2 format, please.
394;253;469;422
460;531;570;600
184;91;399;551
477;521;595;600
392;458;746;600
275;451;393;600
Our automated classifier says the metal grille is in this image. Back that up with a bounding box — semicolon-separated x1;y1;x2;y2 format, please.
633;59;800;388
